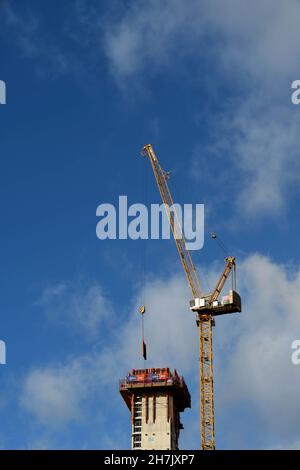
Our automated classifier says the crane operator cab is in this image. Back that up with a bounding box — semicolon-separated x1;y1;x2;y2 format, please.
189;290;241;316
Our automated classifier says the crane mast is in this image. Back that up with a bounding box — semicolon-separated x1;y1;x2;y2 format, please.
142;144;241;451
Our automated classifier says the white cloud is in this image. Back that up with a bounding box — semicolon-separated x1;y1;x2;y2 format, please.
230;104;300;215
103;0;197;85
103;0;300;86
0;2;40;58
193;100;300;217
103;0;300;217
21;361;88;426
0;2;69;77
37;283;114;340
267;438;300;450
26;436;54;450
214;254;300;446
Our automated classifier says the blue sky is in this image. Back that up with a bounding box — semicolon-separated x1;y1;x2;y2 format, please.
1;0;300;450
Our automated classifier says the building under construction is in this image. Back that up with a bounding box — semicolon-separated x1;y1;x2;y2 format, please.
120;368;191;450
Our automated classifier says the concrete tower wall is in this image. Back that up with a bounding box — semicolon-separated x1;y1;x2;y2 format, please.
132;393;178;450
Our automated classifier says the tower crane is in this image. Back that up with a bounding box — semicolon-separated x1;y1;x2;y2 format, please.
141;144;241;450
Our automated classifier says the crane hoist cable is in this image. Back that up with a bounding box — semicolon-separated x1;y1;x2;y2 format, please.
211;231;229;256
139;155;148;361
139;152;148;308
